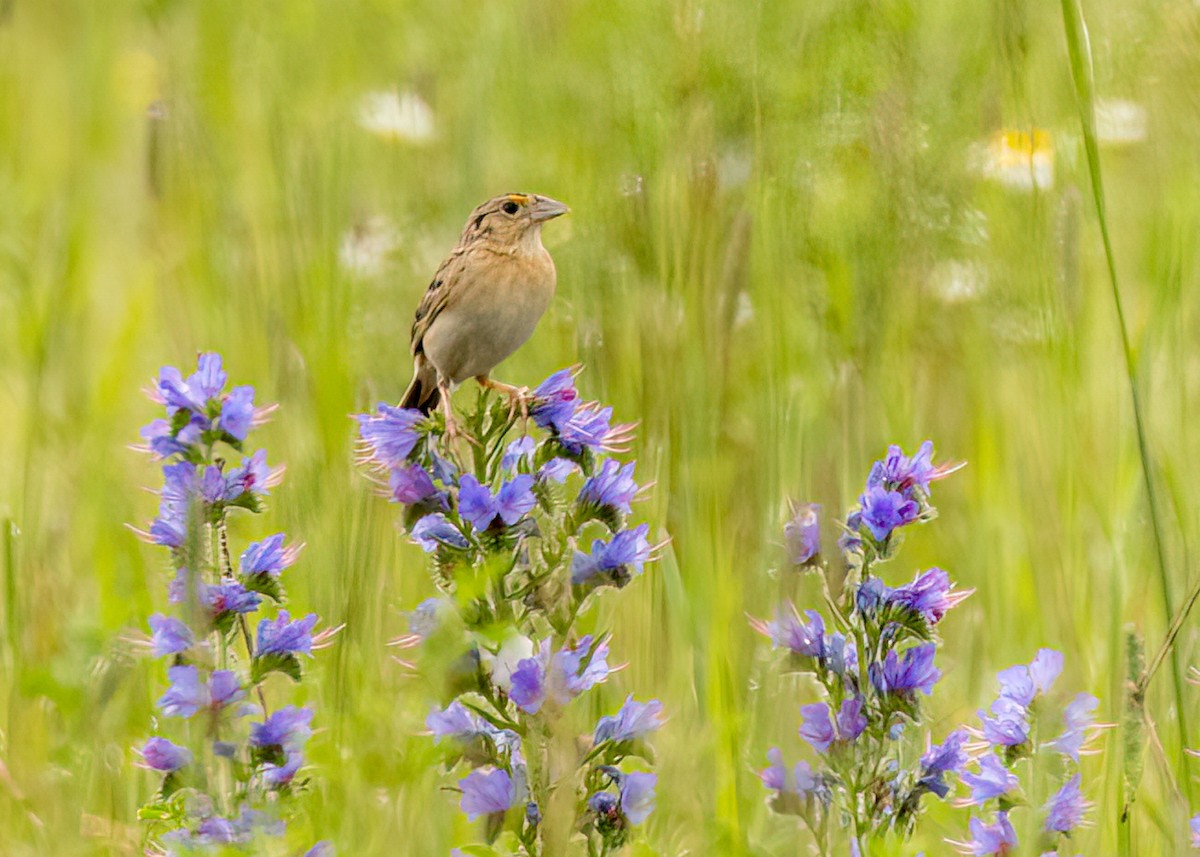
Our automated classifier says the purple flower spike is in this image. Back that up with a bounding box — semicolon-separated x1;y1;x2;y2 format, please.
760;604;824;658
1043;774;1088;833
620;772;657;824
224;449;274;500
859;485;920;542
784;503;821;564
256;611;318;657
149;614;193;656
571;524;651;586
459;768;516;821
140;737;192;772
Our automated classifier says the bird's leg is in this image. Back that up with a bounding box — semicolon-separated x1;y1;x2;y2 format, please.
438;379;479;447
476;375;530;422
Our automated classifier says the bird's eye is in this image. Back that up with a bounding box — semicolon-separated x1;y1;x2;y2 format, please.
501;201;520;215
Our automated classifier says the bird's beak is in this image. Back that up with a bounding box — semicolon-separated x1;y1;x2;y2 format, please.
529;195;569;222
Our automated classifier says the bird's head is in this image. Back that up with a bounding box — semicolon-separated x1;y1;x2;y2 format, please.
459;193;569;252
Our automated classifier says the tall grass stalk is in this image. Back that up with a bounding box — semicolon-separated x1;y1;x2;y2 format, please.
1058;0;1190;799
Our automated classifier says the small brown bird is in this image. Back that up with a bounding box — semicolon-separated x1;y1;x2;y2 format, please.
400;192;569;431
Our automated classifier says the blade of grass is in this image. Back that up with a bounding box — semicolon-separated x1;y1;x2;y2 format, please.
1059;0;1191;801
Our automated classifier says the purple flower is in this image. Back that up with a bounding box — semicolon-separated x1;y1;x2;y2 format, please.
501;436;536;471
262;752;304;787
224;449;273;500
240;533;298;577
836;697;867;742
539;457;578;483
1043;774;1088;833
784;503;821;564
867;441;937;494
891;567;972;624
427;701;483;742
410;513;469;552
157;666;242;717
799;703;836;753
554;635;610;696
495;475;536;525
839;511;864;556
140;418;191;458
980;696;1031;747
594;696;664;744
305;843;334;857
579;459;639;515
250;706;314;750
960;754;1019;805
149;614;193;656
759;747;820;795
459;768;516;821
157;353;225;416
758;604;824;658
620;772;656;824
389;464;441;505
995;665;1035;706
510;655;548;714
219;385;255;441
530;369;579;431
955;812;1017;855
256;611;318;657
1028;649;1064;695
210;581;262;615
208;670;245;708
140;737;192;772
870;643;940;696
356;403;423;468
571;525;651;586
458;474;535;530
823;632;857;677
558;403;615;454
859;485;920;541
407;598;442;637
1191;814;1200;848
1046;693;1099;761
158;665;207;717
922;729;969;776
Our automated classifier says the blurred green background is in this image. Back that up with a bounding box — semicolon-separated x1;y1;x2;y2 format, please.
2;0;1199;853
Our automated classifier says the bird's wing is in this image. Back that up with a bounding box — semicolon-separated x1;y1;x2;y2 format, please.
410;247;474;355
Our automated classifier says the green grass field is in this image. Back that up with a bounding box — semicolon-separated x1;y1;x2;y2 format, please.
3;0;1199;853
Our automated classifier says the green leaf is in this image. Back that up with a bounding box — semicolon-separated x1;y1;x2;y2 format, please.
240;572;284;602
251;652;302;683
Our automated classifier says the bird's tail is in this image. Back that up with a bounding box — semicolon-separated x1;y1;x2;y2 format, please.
400;356;440;414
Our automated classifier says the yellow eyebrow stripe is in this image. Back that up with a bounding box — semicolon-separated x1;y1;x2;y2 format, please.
506;194;530;205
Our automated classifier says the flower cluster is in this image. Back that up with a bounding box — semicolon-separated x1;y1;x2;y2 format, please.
753;442;972;848
358;368;660;856
132;353;331;855
950;652;1102;854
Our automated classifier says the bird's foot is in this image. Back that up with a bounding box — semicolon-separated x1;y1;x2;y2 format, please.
439;383;481;448
476;376;531;423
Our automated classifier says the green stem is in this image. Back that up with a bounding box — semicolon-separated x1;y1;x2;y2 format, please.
1059;0;1190;798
